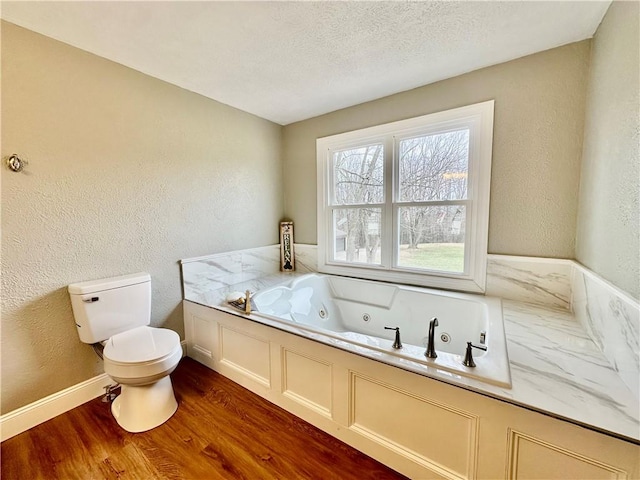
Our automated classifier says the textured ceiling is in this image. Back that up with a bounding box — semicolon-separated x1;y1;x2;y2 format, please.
1;1;610;125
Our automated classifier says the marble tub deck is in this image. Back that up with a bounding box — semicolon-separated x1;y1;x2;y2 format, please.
182;261;639;444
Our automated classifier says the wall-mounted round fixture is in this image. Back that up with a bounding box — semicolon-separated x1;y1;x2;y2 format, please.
6;154;27;173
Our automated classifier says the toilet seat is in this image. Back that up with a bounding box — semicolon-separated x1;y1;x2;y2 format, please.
103;326;182;386
104;326;180;363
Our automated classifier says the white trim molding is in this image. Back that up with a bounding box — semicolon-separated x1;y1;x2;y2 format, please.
0;373;113;442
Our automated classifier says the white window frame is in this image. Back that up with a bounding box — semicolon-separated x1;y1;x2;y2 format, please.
316;100;494;293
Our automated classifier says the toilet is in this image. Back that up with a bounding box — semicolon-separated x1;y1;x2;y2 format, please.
68;272;182;433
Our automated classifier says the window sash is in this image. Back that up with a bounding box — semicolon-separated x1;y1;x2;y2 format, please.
395;128;471;204
392;201;470;275
329;206;386;268
329;139;387;207
327;194;472;276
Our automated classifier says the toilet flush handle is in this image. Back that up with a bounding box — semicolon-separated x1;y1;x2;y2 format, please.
83;296;100;303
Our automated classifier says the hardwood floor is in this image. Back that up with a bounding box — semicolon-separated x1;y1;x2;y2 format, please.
1;357;408;479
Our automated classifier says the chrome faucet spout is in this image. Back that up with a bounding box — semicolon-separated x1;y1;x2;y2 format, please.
425;317;438;359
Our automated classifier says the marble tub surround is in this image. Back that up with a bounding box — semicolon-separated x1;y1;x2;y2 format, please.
485;255;572;310
184;279;640;442
181;245;276;305
290;244;318;272
181;245;314;307
572;263;640;401
284;246;575;309
181;245;639;441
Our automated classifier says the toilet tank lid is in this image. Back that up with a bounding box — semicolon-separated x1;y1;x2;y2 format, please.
68;272;151;295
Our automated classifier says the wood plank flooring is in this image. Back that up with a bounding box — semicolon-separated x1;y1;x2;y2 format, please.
1;357;408;479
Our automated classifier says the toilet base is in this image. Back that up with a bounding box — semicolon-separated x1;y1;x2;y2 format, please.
111;376;178;433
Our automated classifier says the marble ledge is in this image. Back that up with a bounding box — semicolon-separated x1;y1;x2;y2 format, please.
500;300;638;443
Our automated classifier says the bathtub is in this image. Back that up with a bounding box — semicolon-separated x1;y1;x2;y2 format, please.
251;273;511;388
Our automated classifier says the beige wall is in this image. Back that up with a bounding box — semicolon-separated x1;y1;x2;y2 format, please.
283;41;591;258
1;22;283;413
576;1;639;300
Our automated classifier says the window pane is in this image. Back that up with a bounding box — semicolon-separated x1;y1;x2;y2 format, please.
333;208;382;265
398;129;469;202
333;144;384;205
398;206;466;273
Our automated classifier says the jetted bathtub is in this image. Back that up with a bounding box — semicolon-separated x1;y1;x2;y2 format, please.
251;273;511;388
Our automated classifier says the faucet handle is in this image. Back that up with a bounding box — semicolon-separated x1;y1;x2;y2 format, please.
384;326;402;349
462;341;487;368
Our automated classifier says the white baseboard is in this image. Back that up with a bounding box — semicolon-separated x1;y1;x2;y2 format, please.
0;373;113;442
1;340;189;442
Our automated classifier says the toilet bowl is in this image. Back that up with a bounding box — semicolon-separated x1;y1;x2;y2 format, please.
68;273;182;433
103;326;182;432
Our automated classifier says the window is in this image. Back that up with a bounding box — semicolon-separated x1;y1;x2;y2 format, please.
316;101;494;292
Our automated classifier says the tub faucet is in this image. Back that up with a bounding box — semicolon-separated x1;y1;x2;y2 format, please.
384;326;403;349
425;317;438;359
462;341;487;368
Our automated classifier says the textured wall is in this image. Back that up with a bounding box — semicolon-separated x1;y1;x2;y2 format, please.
283;41;590;258
576;2;640;300
1;22;283;413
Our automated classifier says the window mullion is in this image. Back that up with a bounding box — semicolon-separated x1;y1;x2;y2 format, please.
382;136;395;269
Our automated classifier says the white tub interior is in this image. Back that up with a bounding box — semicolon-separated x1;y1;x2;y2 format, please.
252;274;511;388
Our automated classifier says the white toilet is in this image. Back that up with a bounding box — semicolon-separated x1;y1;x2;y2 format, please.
68;272;182;433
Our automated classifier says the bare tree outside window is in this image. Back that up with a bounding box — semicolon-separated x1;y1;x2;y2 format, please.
332;144;383;264
399;130;469;202
397;129;469;272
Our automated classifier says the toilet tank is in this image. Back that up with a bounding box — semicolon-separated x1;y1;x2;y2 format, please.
68;272;152;344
